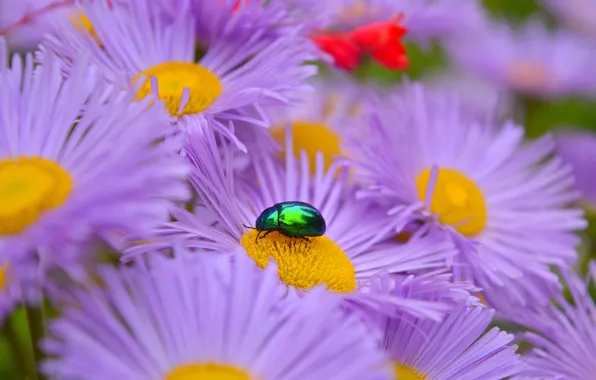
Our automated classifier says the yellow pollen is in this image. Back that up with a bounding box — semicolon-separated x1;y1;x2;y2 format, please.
165;362;254;380
132;62;223;117
416;167;487;237
0;157;73;235
270;121;341;174
0;262;9;290
507;60;553;92
394;363;428;380
240;230;356;293
69;11;101;44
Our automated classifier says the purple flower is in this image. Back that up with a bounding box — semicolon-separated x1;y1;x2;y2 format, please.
345;82;586;312
447;19;596;98
42;249;392;380
380;299;522;379
543;0;596;38
126;120;460;320
0;39;189;279
44;0;317;145
555;129;596;207
512;263;596;379
0;0;74;52
284;0;485;45
265;74;374;174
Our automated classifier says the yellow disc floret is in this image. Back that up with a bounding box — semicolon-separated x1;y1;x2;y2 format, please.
0;157;73;235
416;167;487;236
241;230;356;293
270;121;341;174
132;62;223;117
394;363;428;380
165;362;254;380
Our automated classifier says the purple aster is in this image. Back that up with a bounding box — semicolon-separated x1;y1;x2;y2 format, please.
44;0;317;146
424;69;514;124
265;74;375;175
512;263;596;379
0;39;189;279
42;249;393;379
283;0;485;45
0;0;74;52
543;0;596;38
447;19;596;98
126;120;460;320
345;82;586;312
554;128;596;208
380;299;522;379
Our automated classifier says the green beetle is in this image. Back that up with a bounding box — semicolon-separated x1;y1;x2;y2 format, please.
244;201;327;243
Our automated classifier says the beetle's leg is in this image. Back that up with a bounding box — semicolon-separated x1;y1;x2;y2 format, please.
297;236;311;242
259;230;275;239
255;230;263;244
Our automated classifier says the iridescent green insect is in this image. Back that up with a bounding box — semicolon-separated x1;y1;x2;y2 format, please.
244;201;327;243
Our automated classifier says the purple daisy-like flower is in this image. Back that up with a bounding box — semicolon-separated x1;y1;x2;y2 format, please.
44;0;317;144
0;0;75;52
265;74;373;175
380;299;522;379
126;120;460;320
447;19;596;98
284;0;485;45
554;128;596;208
512;263;596;379
0;39;189;278
42;248;392;380
543;0;596;38
345;82;586;311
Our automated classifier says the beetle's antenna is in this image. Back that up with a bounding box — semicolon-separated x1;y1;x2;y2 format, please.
242;224;256;230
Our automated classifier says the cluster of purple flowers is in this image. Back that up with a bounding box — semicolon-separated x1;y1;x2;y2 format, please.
1;0;596;379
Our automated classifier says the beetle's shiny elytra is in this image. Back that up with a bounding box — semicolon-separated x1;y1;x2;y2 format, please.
244;201;327;243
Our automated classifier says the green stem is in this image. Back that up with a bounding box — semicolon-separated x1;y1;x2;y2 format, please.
25;306;46;380
3;314;38;380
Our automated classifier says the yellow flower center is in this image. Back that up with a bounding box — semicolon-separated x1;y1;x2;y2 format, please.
0;262;9;290
165;363;254;380
240;230;356;293
416;167;487;237
507;60;553;92
0;157;73;235
394;363;428;380
69;11;101;44
270;121;341;174
132;62;223;117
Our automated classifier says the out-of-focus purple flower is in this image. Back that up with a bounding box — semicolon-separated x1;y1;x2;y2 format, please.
0;39;189;279
0;0;74;52
283;0;485;45
125;120;462;321
512;263;596;379
380;298;522;379
544;0;596;38
447;19;596;98
42;249;393;380
425;69;514;124
44;0;317;146
265;74;374;174
345;82;586;312
555;129;596;208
